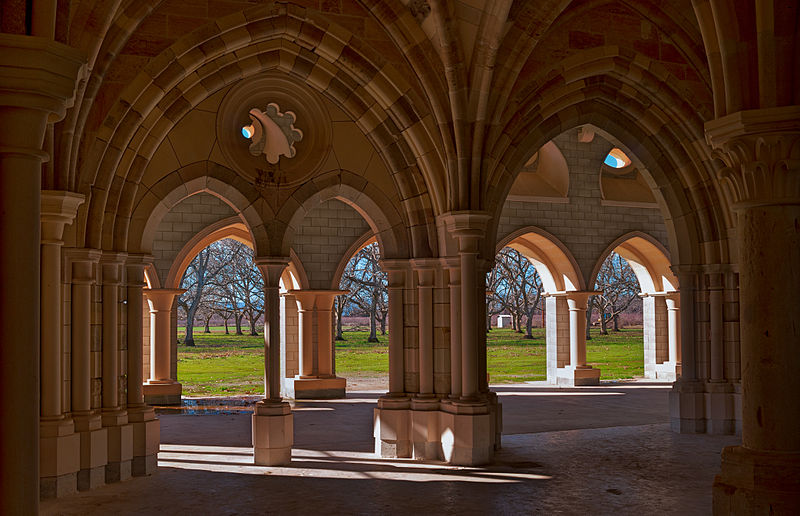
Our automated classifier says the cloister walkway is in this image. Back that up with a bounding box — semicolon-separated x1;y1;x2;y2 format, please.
42;382;738;515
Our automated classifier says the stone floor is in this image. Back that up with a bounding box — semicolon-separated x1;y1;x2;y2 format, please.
41;381;739;515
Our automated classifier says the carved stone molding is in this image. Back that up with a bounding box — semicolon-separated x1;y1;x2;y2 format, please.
705;107;800;209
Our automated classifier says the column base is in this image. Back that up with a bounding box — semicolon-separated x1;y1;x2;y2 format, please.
143;381;182;405
285;376;345;399
440;401;493;466
128;406;160;476
74;415;108;491
705;381;740;435
373;396;412;458
39;418;80;499
103;413;133;483
411;397;443;460
373;396;497;466
654;361;681;382
713;446;800;515
556;365;601;386
669;379;707;433
252;401;293;465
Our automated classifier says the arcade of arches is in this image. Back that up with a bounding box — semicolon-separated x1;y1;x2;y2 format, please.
0;1;797;514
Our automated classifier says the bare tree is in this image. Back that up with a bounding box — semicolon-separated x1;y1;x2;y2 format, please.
209;239;260;336
488;247;544;338
339;242;387;343
177;245;228;346
592;252;639;334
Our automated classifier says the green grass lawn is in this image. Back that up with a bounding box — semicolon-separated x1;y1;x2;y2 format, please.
177;326;644;396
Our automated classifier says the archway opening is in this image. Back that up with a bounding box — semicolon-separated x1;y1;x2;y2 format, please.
332;238;389;392
175;237;266;398
589;235;680;381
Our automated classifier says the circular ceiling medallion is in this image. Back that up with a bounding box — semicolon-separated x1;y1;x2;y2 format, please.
216;72;332;188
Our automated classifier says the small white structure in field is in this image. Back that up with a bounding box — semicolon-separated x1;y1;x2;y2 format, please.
497;315;512;328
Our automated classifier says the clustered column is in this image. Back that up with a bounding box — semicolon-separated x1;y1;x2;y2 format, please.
100;255;132;482
125;258;159;476
69;250;108;491
39;191;84;497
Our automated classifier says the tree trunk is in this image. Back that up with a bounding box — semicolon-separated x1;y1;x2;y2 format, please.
235;313;243;335
223;316;230;335
585;305;592;340
184;305;197;346
367;301;379;342
335;299;345;341
380;312;387;335
612;304;620;331
204;317;211;333
600;309;608;335
248;312;258;336
524;309;534;339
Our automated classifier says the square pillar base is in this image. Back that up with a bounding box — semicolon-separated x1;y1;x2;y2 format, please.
285;377;345;399
411;398;442;460
669;379;707;433
143;381;182;405
440;402;493;466
654;361;680;382
39;419;80;499
705;381;740;435
104;421;133;483
713;446;800;515
373;397;497;466
129;408;160;477
556;366;601;386
374;397;412;458
252;401;293;465
74;416;108;492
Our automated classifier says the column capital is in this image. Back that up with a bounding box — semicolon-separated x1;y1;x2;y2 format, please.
410;258;438;286
438;211;492;253
0;34;86;122
379;259;411;287
705;107;800;209
288;289;347;310
254;256;289;287
40;190;84;243
563;290;601;309
125;254;153;286
143;288;185;311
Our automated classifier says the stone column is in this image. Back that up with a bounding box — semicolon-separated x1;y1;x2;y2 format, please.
374;260;412;459
705;269;737;435
665;293;681;366
669;267;706;433
39;191;83;498
68;249;108;491
143;289;183;405
0;34;84;513
286;290;347;399
252;258;293;466
412;260;437;398
707;273;724;381
651;292;680;381
125;258;159;477
556;291;600;386
439;212;494;466
99;255;132;482
706;108;800;513
444;258;462;399
254;259;287;402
